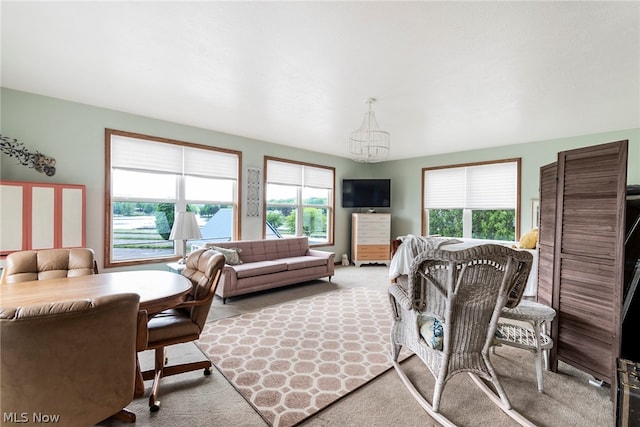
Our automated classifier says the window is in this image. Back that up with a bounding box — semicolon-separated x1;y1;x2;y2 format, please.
422;159;521;241
105;129;241;267
264;157;335;245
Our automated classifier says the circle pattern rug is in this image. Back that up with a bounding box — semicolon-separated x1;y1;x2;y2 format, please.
196;287;411;427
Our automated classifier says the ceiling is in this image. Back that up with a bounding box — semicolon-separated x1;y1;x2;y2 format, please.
2;1;639;161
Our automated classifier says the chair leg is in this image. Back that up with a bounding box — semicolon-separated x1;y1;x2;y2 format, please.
142;345;214;412
134;356;145;398
148;347;166;412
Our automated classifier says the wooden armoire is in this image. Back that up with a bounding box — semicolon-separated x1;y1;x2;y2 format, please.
537;140;640;394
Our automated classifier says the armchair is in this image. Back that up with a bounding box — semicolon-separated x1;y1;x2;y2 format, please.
142;248;225;411
388;244;534;426
0;293;143;425
0;248;98;284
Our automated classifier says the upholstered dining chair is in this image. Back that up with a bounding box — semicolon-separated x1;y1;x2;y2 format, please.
0;293;146;425
388;244;534;426
0;248;98;284
141;248;225;412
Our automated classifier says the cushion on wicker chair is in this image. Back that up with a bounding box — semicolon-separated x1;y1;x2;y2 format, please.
418;314;443;350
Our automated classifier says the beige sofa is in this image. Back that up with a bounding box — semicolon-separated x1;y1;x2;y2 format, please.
202;237;334;302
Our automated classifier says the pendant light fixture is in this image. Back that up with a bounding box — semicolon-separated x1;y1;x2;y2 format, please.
349;98;390;163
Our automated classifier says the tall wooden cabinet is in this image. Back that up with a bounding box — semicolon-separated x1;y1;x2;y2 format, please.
351;213;391;267
621;191;640;361
537;140;635;392
0;181;86;256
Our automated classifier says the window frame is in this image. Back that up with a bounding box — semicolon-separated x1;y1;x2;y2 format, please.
421;158;521;240
104;129;242;268
263;156;335;246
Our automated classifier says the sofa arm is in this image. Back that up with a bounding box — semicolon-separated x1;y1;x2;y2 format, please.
308;249;335;261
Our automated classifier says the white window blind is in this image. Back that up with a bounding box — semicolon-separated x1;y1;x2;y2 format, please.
184;147;238;179
267;160;332;189
424;168;466;209
112;135;238;179
424;161;517;209
111;135;182;173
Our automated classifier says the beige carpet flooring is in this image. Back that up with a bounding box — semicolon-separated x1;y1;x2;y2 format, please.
98;264;613;427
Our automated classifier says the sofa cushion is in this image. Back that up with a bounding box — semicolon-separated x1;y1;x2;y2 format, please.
229;260;288;279
284;256;328;271
209;246;243;265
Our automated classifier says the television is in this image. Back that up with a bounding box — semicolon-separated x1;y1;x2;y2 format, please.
342;179;391;208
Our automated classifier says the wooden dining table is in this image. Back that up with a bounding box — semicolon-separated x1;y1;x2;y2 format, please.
0;270;193;399
0;270;192;314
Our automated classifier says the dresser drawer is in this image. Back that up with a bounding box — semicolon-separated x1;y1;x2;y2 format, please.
358;233;389;246
355;245;390;259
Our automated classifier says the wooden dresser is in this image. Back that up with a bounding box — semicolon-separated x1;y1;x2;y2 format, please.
351;213;391;267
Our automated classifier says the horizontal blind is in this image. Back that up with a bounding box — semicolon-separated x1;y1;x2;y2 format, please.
267;160;333;189
424;161;517;209
111;135;182;173
466;162;516;209
184;147;238;179
267;160;303;186
112;135;238;179
304;166;333;189
424;168;466;208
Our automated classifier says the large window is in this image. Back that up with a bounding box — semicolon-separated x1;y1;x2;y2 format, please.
422;159;521;241
105;129;241;267
264;157;335;245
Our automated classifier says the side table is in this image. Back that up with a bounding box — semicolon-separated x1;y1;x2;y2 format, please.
166;262;186;274
494;300;556;393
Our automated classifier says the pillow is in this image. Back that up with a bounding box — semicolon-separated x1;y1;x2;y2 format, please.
518;228;538;249
210;246;243;265
418;314;443;350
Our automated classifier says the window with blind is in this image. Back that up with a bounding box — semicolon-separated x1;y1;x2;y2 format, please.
105;129;241;267
422;159;521;241
264;157;335;245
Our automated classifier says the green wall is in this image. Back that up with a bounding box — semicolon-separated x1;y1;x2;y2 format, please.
374;128;640;240
2;88;638;270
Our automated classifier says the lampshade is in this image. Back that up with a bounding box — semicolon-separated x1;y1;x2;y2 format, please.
349;98;390;163
169;211;202;241
170;211;202;263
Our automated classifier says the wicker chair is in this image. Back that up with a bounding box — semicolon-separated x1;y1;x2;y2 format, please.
388;244;534;426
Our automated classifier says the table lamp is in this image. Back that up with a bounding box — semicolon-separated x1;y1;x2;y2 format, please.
169;211;202;264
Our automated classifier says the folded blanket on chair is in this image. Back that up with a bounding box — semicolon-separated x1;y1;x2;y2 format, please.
388;235;462;281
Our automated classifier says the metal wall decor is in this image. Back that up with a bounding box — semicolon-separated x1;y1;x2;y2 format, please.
246;167;262;217
0;135;56;176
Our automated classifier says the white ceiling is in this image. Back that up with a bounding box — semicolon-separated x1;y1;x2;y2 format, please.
2;1;639;161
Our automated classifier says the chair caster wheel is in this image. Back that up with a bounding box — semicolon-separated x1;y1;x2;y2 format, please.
150;402;160;412
204;367;211;376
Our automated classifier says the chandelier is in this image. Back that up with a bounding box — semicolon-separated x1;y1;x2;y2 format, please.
349;98;390;163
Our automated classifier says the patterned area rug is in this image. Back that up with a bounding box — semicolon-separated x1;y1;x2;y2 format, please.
195;287;410;427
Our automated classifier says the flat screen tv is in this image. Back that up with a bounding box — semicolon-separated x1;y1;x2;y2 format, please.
342;179;391;208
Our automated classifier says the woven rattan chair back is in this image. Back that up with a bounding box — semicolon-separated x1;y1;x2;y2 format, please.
389;244;533;419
